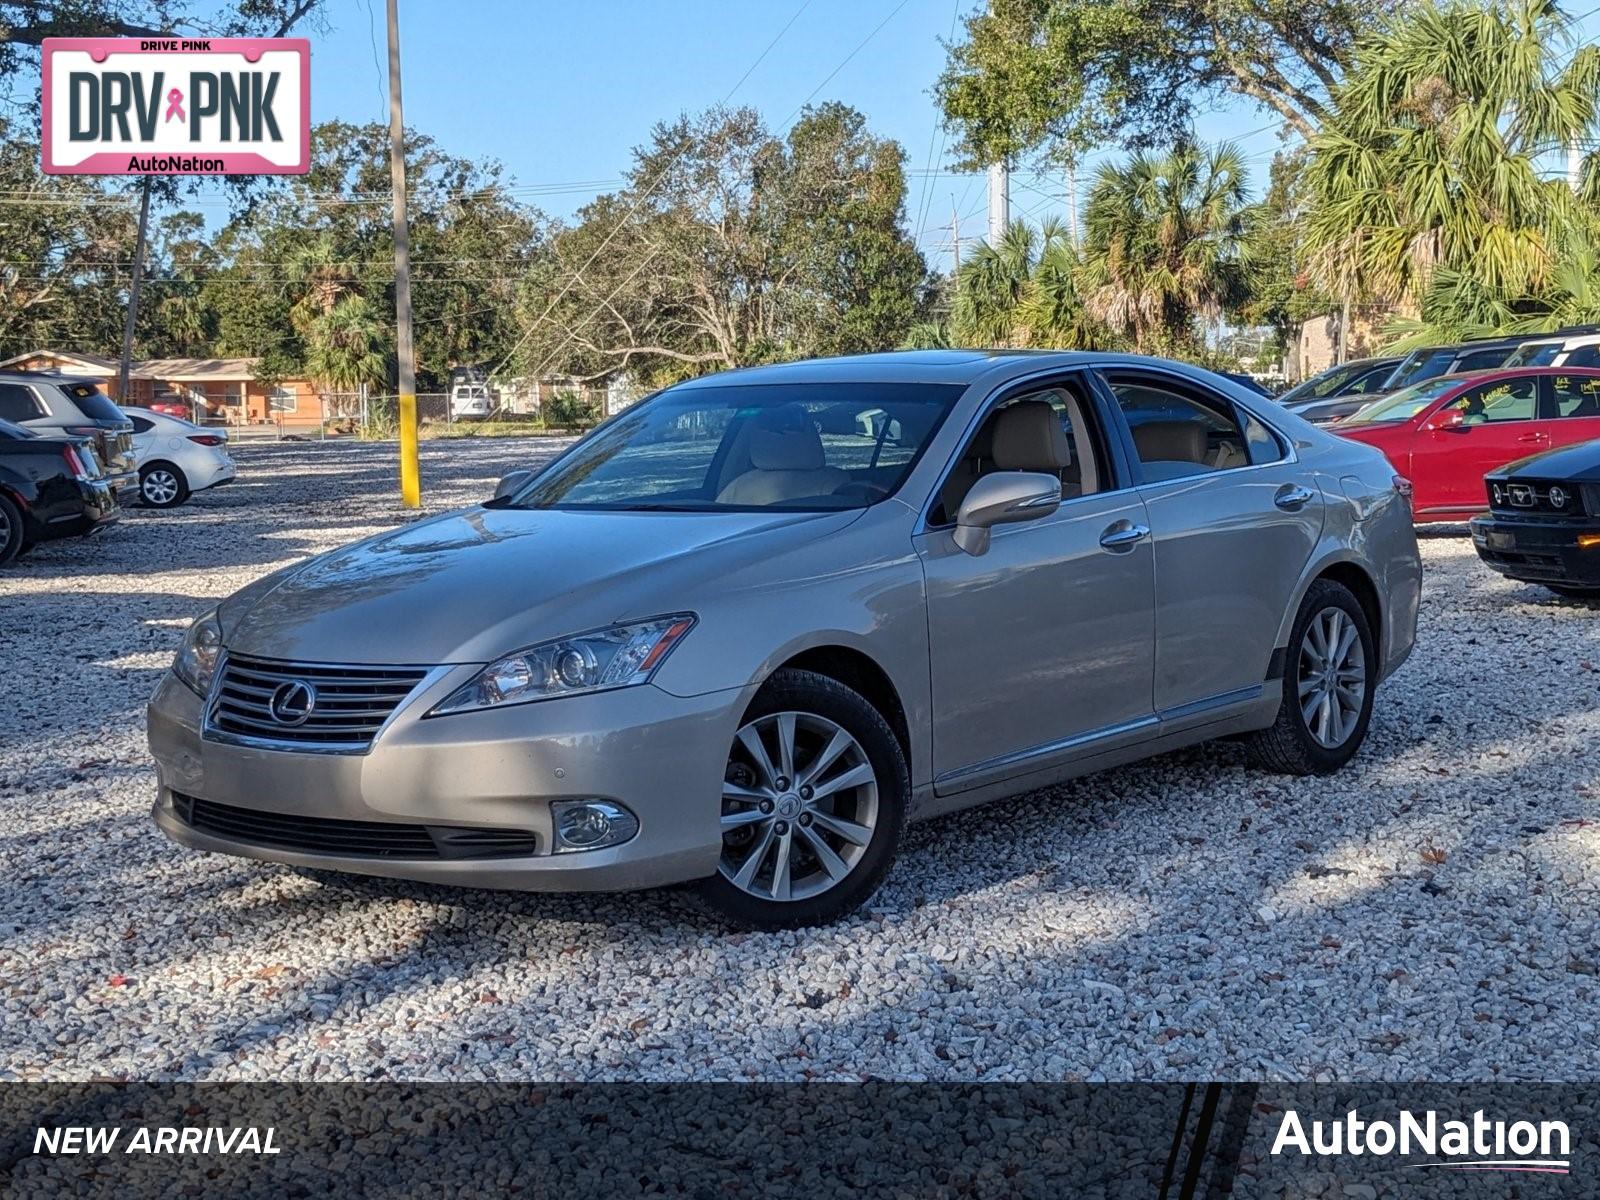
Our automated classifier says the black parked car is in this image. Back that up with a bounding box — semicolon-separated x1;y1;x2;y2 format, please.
1471;439;1600;599
0;418;120;565
1278;356;1402;409
0;371;138;502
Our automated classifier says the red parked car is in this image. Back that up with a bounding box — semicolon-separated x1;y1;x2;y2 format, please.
1333;367;1600;521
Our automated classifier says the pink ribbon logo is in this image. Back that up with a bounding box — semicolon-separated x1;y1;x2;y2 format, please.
164;88;185;123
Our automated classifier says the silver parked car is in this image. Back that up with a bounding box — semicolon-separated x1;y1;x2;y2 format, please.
149;352;1421;927
122;407;237;508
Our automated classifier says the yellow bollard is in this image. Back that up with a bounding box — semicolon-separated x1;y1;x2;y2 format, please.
398;392;420;508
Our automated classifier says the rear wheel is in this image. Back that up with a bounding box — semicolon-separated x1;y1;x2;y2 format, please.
0;494;22;566
1246;579;1376;776
698;669;907;929
140;462;189;509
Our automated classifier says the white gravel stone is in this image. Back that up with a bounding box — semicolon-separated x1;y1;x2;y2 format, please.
0;438;1597;1082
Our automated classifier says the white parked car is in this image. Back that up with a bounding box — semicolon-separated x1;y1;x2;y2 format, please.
122;408;237;509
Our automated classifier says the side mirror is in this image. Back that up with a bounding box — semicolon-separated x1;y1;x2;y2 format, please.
952;471;1061;556
1430;408;1469;433
493;469;533;500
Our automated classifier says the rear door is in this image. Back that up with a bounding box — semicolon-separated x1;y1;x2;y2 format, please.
1545;371;1600;452
1408;375;1545;514
1095;369;1324;720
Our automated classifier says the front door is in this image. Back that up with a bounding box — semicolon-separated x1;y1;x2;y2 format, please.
918;376;1156;793
1409;375;1546;514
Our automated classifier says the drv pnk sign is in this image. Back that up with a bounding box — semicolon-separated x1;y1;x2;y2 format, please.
42;38;309;175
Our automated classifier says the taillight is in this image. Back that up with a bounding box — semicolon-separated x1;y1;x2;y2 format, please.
62;446;89;479
1393;475;1414;502
64;424;99;437
187;434;226;446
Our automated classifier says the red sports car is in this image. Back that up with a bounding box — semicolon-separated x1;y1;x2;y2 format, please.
1333;366;1600;521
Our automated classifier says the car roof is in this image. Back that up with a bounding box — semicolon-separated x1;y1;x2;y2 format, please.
667;349;1260;393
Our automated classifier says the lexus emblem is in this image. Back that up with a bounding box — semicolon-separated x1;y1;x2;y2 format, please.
268;680;317;726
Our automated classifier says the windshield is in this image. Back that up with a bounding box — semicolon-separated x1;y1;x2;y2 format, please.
1338;376;1463;424
1279;361;1368;405
509;382;964;511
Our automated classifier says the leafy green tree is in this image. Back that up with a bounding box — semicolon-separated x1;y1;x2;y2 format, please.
937;0;1388;167
515;104;930;387
1236;152;1337;359
1304;0;1600;317
1078;142;1252;352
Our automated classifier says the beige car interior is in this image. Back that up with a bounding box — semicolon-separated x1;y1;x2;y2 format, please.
937;388;1101;523
716;406;849;505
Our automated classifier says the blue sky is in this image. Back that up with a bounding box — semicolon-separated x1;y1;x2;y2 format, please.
300;0;1285;272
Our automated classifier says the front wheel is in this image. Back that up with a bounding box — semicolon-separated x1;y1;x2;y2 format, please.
139;462;190;509
1245;579;1376;776
698;669;907;929
0;493;23;566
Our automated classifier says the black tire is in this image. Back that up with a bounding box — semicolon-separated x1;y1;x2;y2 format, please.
139;462;190;509
0;493;22;566
1547;584;1600;602
1245;578;1377;776
697;668;908;930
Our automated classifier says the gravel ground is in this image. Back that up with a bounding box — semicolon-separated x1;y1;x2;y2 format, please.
1;438;1597;1083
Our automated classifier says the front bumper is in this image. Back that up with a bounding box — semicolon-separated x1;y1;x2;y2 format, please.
147;667;748;892
1470;514;1600;586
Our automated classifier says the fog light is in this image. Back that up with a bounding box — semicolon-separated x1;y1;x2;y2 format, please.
550;800;639;853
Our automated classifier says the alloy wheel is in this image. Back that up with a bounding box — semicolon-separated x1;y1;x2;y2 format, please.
0;504;10;549
142;469;180;506
719;710;879;903
1298;606;1366;749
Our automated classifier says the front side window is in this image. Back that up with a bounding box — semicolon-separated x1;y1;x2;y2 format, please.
931;380;1107;525
1507;342;1562;367
1446;377;1538;424
1453;347;1516;372
1549;374;1600;418
1106;374;1251;481
509;382;963;512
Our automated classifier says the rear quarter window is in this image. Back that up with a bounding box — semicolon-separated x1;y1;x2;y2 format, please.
57;383;125;422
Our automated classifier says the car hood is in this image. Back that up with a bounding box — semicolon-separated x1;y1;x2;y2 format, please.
219;504;864;665
1488;438;1600;481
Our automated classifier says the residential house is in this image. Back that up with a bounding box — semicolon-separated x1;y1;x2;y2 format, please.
0;350;323;430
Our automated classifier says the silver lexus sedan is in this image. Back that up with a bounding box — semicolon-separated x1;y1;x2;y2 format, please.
149;352;1421;927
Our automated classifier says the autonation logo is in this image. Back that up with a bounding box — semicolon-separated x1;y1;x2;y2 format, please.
1272;1108;1571;1174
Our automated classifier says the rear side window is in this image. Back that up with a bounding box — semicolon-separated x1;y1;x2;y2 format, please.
1344;365;1393;395
0;383;45;422
1106;374;1251;481
1563;345;1600;368
1550;374;1600;418
56;382;123;422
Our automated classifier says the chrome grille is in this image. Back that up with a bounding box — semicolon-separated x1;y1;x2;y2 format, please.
207;654;430;751
1487;478;1587;518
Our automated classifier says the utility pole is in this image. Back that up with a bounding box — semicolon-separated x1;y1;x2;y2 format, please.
986;160;1009;246
950;199;962;272
1569;136;1584;193
386;0;421;508
1066;158;1080;248
116;177;153;404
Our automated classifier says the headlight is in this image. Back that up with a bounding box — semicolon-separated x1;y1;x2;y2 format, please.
430;615;695;714
173;609;223;696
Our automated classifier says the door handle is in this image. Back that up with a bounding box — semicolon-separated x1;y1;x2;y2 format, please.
1274;483;1316;511
1516;432;1549;443
1099;521;1150;551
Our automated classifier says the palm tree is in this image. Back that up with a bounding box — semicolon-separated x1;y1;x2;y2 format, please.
1077;142;1251;353
305;295;390;400
1304;0;1600;315
286;234;360;337
942;217;1109;348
